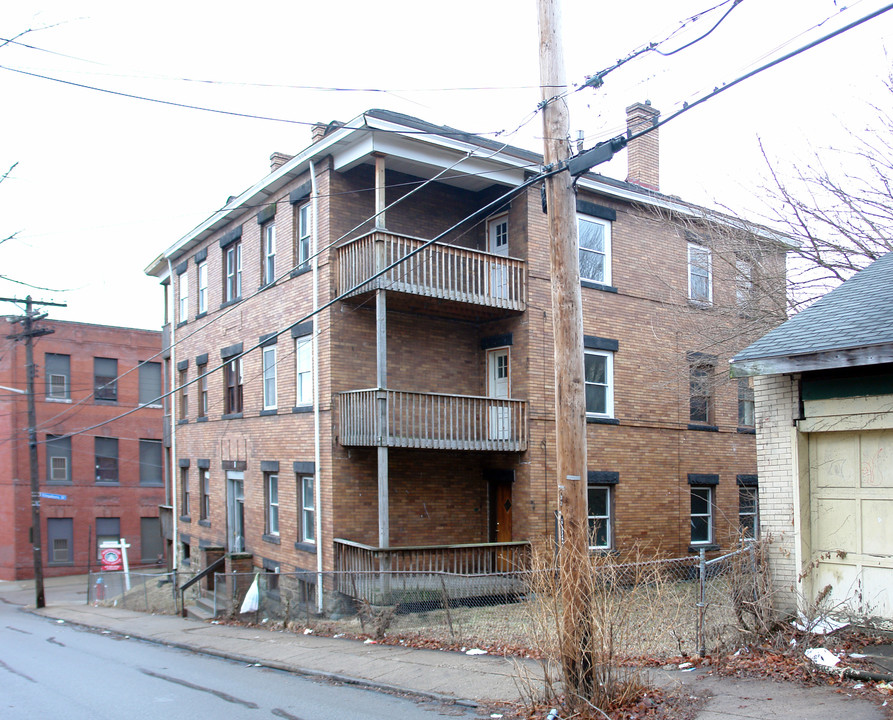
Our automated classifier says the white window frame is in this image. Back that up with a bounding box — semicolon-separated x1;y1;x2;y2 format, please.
738;377;754;428
297;203;311;269
197;364;208;417
197;261;208;314
300;474;315;544
688;243;712;304
225;243;242;302
578;214;612;286
181;467;190;517
48;374;68;400
295;335;313;407
178;272;189;321
584;350;614;418
587;484;612;550
266;473;280;536
735;257;753;311
690;486;713;545
200;468;210;521
262;346;277;410
739;485;758;539
50;456;68;482
263;222;276;285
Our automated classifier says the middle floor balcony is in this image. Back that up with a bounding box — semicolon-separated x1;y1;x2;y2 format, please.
339;388;528;452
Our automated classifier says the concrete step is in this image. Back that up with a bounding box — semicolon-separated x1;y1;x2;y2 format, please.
185;594;221;621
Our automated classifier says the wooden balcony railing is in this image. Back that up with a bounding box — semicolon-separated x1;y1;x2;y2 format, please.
339;388;527;452
337;231;526;311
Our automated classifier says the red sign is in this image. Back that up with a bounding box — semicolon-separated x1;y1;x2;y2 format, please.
100;547;123;571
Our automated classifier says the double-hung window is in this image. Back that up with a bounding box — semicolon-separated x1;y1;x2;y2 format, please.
688;243;712;304
578;215;612;286
295;335;312;407
262;223;276;286
738;377;754;428
196;362;208;418
94;357;118;402
224;356;243;414
178;271;189;321
197;261;208;314
225;242;242;302
584;350;614;418
47;435;71;483
138;361;162;407
45;353;70;400
263;346;277;410
735;258;753;313
178;368;189;420
689;354;716;426
139;439;163;486
181;466;190;517
265;473;279;536
297;203;311;270
94;437;118;483
299;474;315;543
199;468;210;521
587;485;611;550
688;474;718;546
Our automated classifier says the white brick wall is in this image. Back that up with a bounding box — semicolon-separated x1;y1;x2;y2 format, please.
753;374;800;613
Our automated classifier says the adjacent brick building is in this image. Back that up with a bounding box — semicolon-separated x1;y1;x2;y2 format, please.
146;106;786;585
0;320;166;580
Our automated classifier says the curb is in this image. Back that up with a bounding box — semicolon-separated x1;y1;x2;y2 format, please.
24;605;481;709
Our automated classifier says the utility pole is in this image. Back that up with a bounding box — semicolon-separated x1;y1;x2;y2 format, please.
3;295;67;609
537;0;593;704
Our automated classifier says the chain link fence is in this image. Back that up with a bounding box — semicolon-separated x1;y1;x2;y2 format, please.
87;542;767;660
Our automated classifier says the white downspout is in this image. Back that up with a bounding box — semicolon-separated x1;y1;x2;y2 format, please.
309;161;323;613
166;258;179;574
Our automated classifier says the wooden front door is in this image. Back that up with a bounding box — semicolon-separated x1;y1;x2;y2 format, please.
488;471;514;571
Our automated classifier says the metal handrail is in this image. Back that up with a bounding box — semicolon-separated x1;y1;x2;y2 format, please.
178;554;225;617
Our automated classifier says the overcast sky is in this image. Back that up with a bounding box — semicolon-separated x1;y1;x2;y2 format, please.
2;0;892;330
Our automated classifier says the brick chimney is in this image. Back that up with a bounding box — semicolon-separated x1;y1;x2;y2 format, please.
625;101;660;191
270;152;293;172
311;120;343;144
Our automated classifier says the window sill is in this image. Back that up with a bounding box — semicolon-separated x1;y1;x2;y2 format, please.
587;416;619;425
688;544;720;553
140;403;163;409
687;424;718;432
294;541;317;554
290;266;311;279
96;481;120;486
198;519;211;528
292;405;313;414
94;399;118;406
180;515;191;523
221;412;243;420
581;280;618;293
176;320;188;328
177;419;189;425
219;297;242;310
140;482;165;488
48;561;74;567
736;427;756;435
262;533;281;545
47;481;72;486
258;281;276;292
687;299;713;310
197;416;208;423
259;409;278;417
45;397;72;403
196;311;207;320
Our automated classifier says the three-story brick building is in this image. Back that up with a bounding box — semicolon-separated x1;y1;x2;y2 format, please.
146;105;786;586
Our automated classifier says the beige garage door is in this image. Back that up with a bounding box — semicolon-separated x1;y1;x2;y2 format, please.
809;429;893;621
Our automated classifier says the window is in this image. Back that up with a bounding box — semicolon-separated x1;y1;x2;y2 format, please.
297;203;311;269
689;361;714;425
178;271;189;321
47;518;73;565
295;335;312;406
578;215;612;285
224;356;243;414
225;242;242;302
197;261;208;314
739;485;759;539
181;467;190;517
94;357;118;402
199;468;210;521
584;350;614;417
46;435;71;483
265;473;279;535
735;258;753;312
690;487;713;545
688;243;712;304
587;485;611;550
45;353;70;400
94;437;118;483
738;377;754;428
262;222;276;285
262;346;277;410
95;517;120;560
138;361;162;406
299;474;315;543
197;363;209;418
140;517;163;563
139;439;163;486
178;368;189;420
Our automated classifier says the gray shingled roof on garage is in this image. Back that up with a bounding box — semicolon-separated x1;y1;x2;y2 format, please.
732;251;893;367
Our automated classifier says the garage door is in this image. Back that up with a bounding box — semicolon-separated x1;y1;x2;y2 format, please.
809;429;893;621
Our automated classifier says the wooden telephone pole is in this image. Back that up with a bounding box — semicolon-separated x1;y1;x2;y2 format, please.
537;0;594;702
3;295;67;609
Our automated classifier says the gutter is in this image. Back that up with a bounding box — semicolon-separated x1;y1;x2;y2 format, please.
309;160;324;614
166;258;178;575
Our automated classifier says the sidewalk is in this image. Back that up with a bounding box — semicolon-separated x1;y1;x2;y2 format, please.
2;576;888;718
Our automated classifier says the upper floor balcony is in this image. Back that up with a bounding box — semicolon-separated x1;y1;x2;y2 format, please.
340;388;527;452
337;231;526;317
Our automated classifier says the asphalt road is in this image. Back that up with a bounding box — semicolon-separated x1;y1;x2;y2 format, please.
0;582;478;720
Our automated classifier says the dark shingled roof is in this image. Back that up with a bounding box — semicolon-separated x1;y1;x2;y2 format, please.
731;251;893;373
